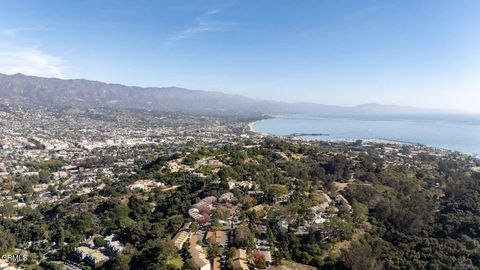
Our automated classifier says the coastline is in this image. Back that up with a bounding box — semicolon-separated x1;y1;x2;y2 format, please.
248;118;416;146
248;115;480;158
247;121;255;132
247;115;274;136
248;121;269;136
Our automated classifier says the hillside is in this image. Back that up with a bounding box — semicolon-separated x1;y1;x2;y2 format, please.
0;73;442;116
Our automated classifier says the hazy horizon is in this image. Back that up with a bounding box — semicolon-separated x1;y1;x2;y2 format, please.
0;71;472;114
1;1;479;112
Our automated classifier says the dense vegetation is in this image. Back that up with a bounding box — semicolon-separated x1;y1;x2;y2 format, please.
1;138;479;269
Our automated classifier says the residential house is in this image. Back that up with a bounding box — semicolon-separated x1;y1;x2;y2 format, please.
260;250;272;266
213;256;221;270
128;179;164;191
233;249;249;270
86;251;109;266
172;230;190;250
74;246;95;261
105;234;126;255
189;245;210;270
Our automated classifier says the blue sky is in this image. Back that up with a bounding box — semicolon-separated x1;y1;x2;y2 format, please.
0;0;479;112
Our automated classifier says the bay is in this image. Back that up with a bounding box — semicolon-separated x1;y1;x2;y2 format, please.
251;114;480;156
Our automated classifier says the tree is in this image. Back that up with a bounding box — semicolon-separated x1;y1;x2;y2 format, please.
212;207;231;221
190;222;199;234
38;169;52;183
94;236;106;247
106;203;136;230
267;184;288;197
0;201;15;218
39;261;63;270
225;247;237;270
73;212;95;233
0;228;16;252
182;258;196;270
341;241;382;270
207;243;220;259
234;226;254;248
54;227;65;248
253;250;266;269
351;201;368;225
130;239;176;269
105;253;132;270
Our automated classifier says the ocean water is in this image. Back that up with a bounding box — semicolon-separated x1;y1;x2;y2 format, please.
251;114;480;156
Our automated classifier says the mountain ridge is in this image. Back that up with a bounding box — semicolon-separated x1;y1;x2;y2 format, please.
0;73;450;115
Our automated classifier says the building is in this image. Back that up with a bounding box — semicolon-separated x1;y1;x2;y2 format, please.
277;218;289;234
189;234;198;247
105;234;126;255
172;230;189;249
189;245;210;270
2;266;20;270
127;179;164;191
74;245;109;266
213;256;221;270
0;259;10;268
204;159;224;168
86;251;109;266
172;222;191;249
216;231;228;248
233;249;249;270
206;229;228;248
219;192;234;202
229;180;255;190
336;194;352;212
260;250;272;266
74;246;95;260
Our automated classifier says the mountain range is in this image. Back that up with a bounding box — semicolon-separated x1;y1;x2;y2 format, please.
0;73;446;116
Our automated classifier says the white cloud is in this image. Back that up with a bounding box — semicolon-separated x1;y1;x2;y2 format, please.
0;26;46;36
0;46;65;78
0;28;20;36
166;8;238;43
169;21;237;41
